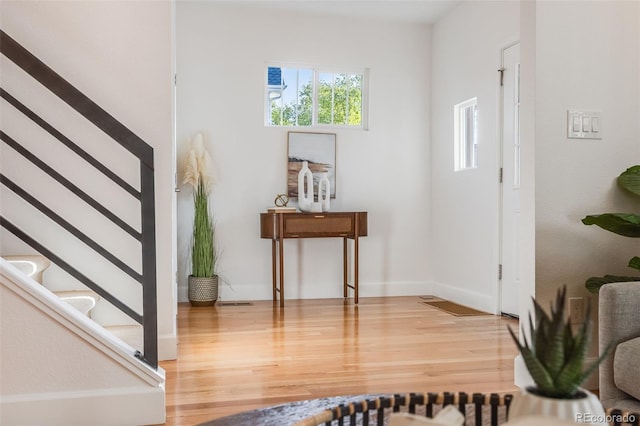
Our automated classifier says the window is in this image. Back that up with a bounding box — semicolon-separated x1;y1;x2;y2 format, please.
513;64;521;187
266;66;368;129
454;97;478;171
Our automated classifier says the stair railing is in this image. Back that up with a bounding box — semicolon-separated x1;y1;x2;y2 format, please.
0;30;158;369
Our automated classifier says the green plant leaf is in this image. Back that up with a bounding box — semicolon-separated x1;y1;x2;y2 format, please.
544;289;567;378
585;275;640;293
582;213;640;238
617;165;640;196
628;256;640;272
556;321;589;387
509;326;555;392
532;299;550;353
576;341;613;388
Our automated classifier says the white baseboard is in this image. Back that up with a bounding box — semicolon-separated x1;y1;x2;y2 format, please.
178;281;434;303
0;385;165;426
430;281;496;313
158;333;177;361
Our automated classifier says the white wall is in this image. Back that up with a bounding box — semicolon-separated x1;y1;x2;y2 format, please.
430;2;520;312
534;1;640;308
176;3;432;301
0;1;177;360
517;0;537;321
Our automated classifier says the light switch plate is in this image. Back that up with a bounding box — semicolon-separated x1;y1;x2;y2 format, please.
568;110;602;139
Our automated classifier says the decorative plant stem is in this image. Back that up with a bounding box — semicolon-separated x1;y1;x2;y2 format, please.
191;181;215;278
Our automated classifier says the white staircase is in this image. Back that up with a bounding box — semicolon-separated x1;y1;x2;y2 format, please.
2;255;145;350
0;257;165;425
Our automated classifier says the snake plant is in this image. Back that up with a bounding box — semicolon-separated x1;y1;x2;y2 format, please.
582;165;640;293
508;287;609;399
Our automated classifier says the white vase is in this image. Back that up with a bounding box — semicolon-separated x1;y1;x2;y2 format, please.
318;172;330;212
509;387;607;425
297;161;314;212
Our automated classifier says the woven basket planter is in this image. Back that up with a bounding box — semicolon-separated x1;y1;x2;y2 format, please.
188;275;218;306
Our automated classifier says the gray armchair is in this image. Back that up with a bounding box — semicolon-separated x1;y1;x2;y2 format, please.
598;281;640;413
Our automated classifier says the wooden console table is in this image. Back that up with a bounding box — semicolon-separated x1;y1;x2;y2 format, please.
260;211;368;307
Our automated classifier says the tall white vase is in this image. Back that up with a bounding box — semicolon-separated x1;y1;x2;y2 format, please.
297;161;314;212
318;173;331;212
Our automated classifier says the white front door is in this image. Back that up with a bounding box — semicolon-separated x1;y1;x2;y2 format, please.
500;43;521;317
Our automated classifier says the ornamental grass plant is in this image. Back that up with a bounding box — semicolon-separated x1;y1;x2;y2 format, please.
184;133;217;278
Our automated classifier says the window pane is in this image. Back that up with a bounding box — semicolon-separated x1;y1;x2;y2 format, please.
318;72;333;125
347;74;363;125
454;98;478;171
297;68;313;126
266;67;312;126
318;72;363;126
334;74;348;125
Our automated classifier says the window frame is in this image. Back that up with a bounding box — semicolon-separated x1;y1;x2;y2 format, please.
265;64;369;130
454;97;478;171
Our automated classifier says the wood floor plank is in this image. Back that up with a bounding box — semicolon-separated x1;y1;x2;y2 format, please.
159;296;519;425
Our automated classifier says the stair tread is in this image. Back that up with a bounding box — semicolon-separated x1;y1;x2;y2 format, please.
53;289;101;301
2;255;51;284
104;324;143;332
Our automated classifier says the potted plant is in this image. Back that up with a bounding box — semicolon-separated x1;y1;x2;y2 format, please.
184;133;219;306
582;165;640;293
508;286;610;424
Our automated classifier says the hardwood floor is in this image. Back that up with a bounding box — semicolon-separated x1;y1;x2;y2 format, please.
159;296;519;426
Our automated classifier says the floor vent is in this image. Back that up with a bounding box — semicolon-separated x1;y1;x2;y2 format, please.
219;301;253;306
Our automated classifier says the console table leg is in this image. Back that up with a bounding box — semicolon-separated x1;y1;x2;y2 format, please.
354;214;360;304
354;236;359;304
271;239;277;302
343;237;348;298
278;214;285;307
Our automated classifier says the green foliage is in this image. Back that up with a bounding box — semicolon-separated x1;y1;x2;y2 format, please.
508;287;610;398
617;165;640;196
582;165;640;293
585;275;640;293
317;75;362;126
191;181;216;278
581;213;640;238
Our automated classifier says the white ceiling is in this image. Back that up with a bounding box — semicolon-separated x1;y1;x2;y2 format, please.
234;0;462;25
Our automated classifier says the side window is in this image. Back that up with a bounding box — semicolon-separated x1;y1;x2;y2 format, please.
265;66;368;129
454;97;478;171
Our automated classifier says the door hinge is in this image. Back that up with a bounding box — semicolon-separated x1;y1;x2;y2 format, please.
498;68;505;86
499;167;504;183
498;264;503;280
174;73;177;86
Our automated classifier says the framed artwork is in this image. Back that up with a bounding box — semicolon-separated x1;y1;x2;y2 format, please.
287;132;336;199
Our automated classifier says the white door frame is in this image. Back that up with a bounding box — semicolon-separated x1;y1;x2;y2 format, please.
497;40;521;317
